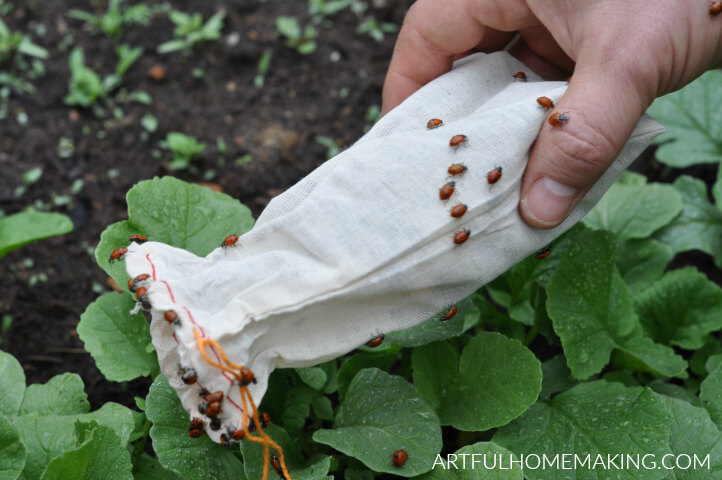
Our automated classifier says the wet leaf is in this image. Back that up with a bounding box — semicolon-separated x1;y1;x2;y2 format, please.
0;415;26;480
0;350;25;416
0;209;73;259
418;441;523;480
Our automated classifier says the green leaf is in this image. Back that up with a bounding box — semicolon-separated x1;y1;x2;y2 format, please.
582;183;682;238
311;396;334;421
132;454;181;480
635;267;722;350
77;292;157;381
157;39;188;54
539;355;576;400
412;334;541;431
19;373;89;417
655;176;722;268
145;376;243;480
0;209;73;259
296;367;327;390
648;380;701;406
313;368;441;477
276;16;301;40
385;299;478;347
40;423;132;480
662;396;722;479
547;229;686;379
701;362;722;427
616;238;672;292
262;369;316;432
336;351;397;400
0;414;26;480
495;381;673;480
94;220;137;289
611;334;688;378
241;424;328;480
647;70;722;167
0;350;25;416
127;177;253;257
418;442;523;480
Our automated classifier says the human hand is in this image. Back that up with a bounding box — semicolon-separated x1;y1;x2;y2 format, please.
382;0;722;228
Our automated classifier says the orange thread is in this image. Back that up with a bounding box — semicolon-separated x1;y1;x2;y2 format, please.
193;328;292;480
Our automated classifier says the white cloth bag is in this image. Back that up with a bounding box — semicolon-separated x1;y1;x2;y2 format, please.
124;52;663;442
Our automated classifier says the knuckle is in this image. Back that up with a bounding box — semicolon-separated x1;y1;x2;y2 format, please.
548;116;618;180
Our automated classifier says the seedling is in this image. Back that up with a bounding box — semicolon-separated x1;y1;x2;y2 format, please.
161;132;206;170
357;16;398;42
315;135;342;159
157;10;226;54
276;16;318;55
0;17;48;93
68;0;151;42
254;49;272;88
0;17;48;65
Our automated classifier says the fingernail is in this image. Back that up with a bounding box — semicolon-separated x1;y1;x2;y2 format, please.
522;177;578;227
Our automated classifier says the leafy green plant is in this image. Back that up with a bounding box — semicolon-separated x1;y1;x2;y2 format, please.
0;209;73;259
64;45;144;114
276;16;318;55
161;132;206;170
0;16;47;94
157;10;226;54
0;17;47;65
68;0;151;42
254;49;272;88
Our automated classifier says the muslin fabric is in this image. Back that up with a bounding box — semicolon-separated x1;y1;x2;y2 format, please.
124;52;663;443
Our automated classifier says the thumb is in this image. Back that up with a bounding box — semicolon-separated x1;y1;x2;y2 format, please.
519;63;652;229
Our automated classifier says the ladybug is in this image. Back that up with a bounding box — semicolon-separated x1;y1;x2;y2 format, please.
198;402;207;415
449;134;467;147
128;273;150;292
447;163;467;176
220;433;231;446
206;391;224;404
439;181;456;200
453;229;470;245
566;75;572;83
198;387;210;397
537;96;554;109
487;167;503;184
271;453;286;479
128;234;147;244
710;1;722;16
182;368;197;385
441;305;458;321
240;367;256;386
135;287;151;310
231;428;245;441
210;417;222;431
189;417;205;431
221;234;239;248
450;204;467;218
513;71;527;81
164;310;178;324
189;429;203;438
535;245;552;259
108;247;127;263
248;412;270;432
549;112;570;126
427;118;443;129
366;335;384;348
393;449;408;467
205;401;221;417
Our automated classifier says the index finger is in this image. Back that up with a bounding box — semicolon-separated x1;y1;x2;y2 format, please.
381;0;537;114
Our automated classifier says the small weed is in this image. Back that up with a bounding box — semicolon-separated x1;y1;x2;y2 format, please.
254;49;272;88
68;0;151;42
315;135;342;159
141;113;158;133
234;153;253;166
357;16;397;42
161;132;206;170
158;10;226;54
364;104;381;131
276;16;318;55
0;17;48;65
14;166;42;197
57;137;74;158
0;16;48;94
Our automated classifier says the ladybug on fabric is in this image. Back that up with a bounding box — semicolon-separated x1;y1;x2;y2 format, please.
513;71;527;81
230;428;245;441
206;391;224;404
710;1;722;16
108;247;127;263
366;335;384;348
164;310;178;324
447;163;467;176
188;417;204;438
449;134;467;147
128;234;147;244
487;167;503;184
549;112;570;126
205;401;221;417
181;368;198;385
441;305;458;321
453;229;470;245
210;417;222;431
128;273;150;292
450;204;467;218
536;96;554;109
135;287;151;310
221;234;239;248
535;245;552;259
240;366;257;386
393;449;408;467
439;181;456;200
427;118;443;129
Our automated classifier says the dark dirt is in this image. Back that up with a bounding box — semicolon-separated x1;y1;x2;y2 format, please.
0;0;411;408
